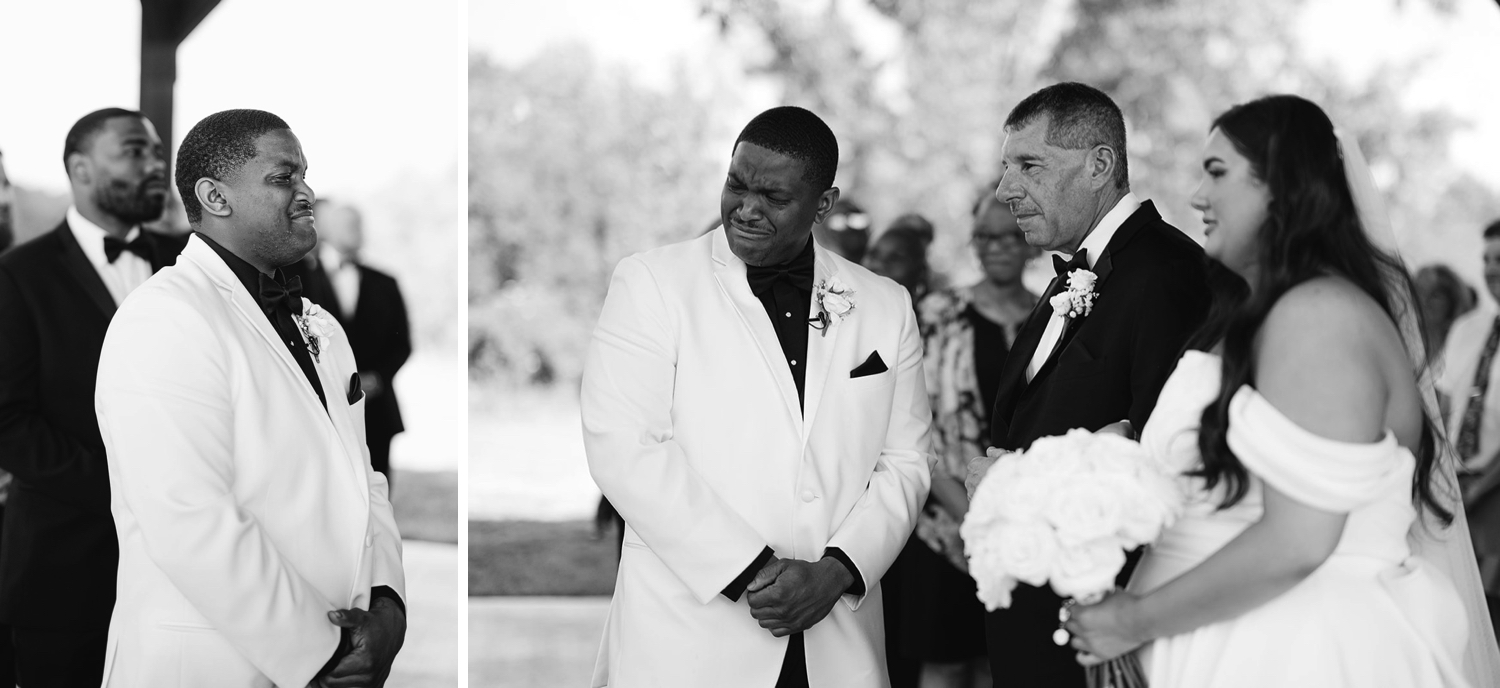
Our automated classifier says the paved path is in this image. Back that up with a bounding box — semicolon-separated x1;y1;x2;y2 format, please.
469;596;611;688
388;540;460;686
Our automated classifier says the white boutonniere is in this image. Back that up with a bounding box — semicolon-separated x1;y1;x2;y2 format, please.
292;298;337;362
810;276;856;336
1049;269;1098;319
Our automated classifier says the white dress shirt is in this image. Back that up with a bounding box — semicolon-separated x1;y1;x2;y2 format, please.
67;206;152;306
1025;192;1141;382
1439;303;1500;471
320;244;361;320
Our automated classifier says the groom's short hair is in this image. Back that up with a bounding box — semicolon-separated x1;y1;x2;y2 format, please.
175;109;291;224
1484;219;1500;240
1005;83;1129;190
733;106;839;192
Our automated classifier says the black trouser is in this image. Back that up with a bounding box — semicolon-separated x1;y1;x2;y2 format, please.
13;626;107;688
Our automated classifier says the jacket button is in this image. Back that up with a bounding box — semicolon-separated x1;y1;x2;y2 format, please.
365;534;374;547
801;491;815;503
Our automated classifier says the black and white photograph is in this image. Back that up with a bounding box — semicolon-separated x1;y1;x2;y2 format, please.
470;1;1500;687
0;1;461;686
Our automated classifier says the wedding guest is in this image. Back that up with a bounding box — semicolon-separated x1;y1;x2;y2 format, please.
581;105;931;687
864;224;933;303
0;108;184;686
888;212;936;247
889;190;1040;688
309;201;412;486
95;108;405;686
1415;263;1477;370
1443;219;1500;634
813;198;872;263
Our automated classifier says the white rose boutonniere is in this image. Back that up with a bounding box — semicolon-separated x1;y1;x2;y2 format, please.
1048;268;1098;319
293;298;338;363
810;276;856;336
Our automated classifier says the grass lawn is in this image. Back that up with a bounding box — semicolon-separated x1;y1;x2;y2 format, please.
392;469;459;544
469;520;619;596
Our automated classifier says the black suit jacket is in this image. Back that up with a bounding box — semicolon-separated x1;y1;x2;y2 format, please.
990;201;1214;451
0;220;186;629
287;257;410;446
982;201;1215;686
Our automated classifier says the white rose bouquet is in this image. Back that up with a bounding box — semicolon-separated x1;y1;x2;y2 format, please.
960;427;1182;686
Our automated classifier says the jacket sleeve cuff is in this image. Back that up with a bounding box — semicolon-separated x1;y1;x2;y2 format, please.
822;547;865;596
371;585;405;615
720;546;775;602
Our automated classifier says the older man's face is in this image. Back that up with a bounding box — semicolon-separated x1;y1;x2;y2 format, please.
221;129;318;269
994;115;1099;254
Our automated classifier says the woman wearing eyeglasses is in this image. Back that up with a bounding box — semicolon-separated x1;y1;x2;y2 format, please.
882;185;1041;688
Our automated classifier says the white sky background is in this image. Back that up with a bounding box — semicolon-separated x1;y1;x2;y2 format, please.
472;0;1500;189
0;0;462;200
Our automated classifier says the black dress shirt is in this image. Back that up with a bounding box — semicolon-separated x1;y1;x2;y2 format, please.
196;233;327;410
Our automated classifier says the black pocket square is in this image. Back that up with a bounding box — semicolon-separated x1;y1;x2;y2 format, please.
850;351;888;378
347;373;364;405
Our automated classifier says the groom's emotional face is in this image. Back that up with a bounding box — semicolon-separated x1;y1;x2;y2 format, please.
721;142;836;267
995;116;1099;254
224;129;319;269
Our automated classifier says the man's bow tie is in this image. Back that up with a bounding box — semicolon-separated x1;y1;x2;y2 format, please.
258;272;304;316
1052;249;1090;278
747;261;815;296
103;234;153;264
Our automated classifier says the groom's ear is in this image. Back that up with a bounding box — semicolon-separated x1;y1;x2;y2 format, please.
195;178;232;219
812;186;841;224
1086;145;1118;190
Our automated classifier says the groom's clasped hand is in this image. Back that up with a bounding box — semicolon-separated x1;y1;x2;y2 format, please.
744;555;854;637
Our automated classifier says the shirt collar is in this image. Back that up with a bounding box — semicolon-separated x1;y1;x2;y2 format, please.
67;206;140;267
194;231;279;309
1073;192;1140;269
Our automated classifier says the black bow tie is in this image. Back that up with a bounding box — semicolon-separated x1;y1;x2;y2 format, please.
103;234;153;264
257;272;304;316
1052;249;1090;278
747;260;815;297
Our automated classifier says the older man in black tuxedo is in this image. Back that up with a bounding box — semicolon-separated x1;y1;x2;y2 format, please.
0;108;186;686
965;83;1223;688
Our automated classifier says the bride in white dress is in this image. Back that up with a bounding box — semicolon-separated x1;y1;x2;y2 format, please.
1064;95;1500;687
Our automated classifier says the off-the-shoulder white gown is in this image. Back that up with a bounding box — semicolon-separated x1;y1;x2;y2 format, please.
1128;350;1472;688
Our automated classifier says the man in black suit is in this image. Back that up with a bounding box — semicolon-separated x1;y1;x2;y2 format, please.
964;83;1217;687
0;108;186;686
307;201;410;485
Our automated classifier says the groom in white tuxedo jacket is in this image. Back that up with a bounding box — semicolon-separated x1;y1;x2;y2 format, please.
94;110;405;687
582;106;932;688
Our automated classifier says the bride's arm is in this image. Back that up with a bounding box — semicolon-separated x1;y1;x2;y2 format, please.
1070;279;1393;658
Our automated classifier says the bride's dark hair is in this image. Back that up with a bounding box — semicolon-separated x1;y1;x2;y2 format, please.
1188;94;1451;523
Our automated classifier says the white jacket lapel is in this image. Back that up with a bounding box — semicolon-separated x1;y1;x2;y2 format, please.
181;238;319;412
710;232;803;431
801;245;843;441
309;342;371;505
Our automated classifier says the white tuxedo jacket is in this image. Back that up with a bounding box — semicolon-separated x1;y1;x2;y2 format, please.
94;235;405;688
581;230;933;687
